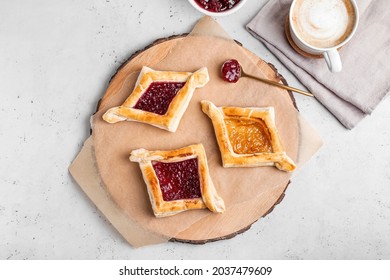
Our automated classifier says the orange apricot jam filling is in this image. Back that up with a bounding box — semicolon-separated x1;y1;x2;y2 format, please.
225;117;273;154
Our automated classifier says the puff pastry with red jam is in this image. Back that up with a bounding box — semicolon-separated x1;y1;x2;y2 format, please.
201;100;296;172
130;144;225;217
103;66;209;132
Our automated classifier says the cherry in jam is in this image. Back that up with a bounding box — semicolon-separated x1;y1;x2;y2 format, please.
221;59;241;83
194;0;241;13
133;81;185;115
152;158;201;202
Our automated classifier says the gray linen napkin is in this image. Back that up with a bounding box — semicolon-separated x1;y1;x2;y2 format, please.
247;0;390;129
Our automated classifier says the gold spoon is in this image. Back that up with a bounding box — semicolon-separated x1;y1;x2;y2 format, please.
221;59;314;97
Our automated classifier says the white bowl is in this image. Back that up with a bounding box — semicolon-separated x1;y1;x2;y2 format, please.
187;0;247;17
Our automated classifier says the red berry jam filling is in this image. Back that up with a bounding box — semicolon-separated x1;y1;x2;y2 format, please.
152;158;201;202
133;81;185;115
221;59;241;83
194;0;241;13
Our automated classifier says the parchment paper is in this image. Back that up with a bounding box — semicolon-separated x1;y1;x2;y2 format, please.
69;16;323;247
69;137;168;246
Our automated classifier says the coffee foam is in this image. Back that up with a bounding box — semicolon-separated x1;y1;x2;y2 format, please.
292;0;355;48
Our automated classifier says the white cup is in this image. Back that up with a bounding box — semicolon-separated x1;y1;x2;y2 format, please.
289;0;359;72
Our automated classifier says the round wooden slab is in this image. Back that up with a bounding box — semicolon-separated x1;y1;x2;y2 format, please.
94;35;300;244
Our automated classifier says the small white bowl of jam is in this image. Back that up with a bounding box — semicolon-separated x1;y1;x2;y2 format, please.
187;0;247;16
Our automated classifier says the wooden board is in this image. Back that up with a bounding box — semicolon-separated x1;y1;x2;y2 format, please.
93;35;299;244
98;35;297;110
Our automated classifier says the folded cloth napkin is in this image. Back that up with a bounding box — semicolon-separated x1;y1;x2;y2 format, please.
247;0;390;129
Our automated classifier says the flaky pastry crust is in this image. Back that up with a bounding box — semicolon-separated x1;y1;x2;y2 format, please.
130;144;225;217
103;66;209;132
201;100;296;172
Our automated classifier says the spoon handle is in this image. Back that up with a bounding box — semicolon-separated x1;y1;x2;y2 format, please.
243;73;314;97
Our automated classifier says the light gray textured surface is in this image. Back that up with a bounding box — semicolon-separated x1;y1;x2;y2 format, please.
1;0;389;260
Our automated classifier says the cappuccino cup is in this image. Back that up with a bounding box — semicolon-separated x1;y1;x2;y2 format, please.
289;0;359;72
